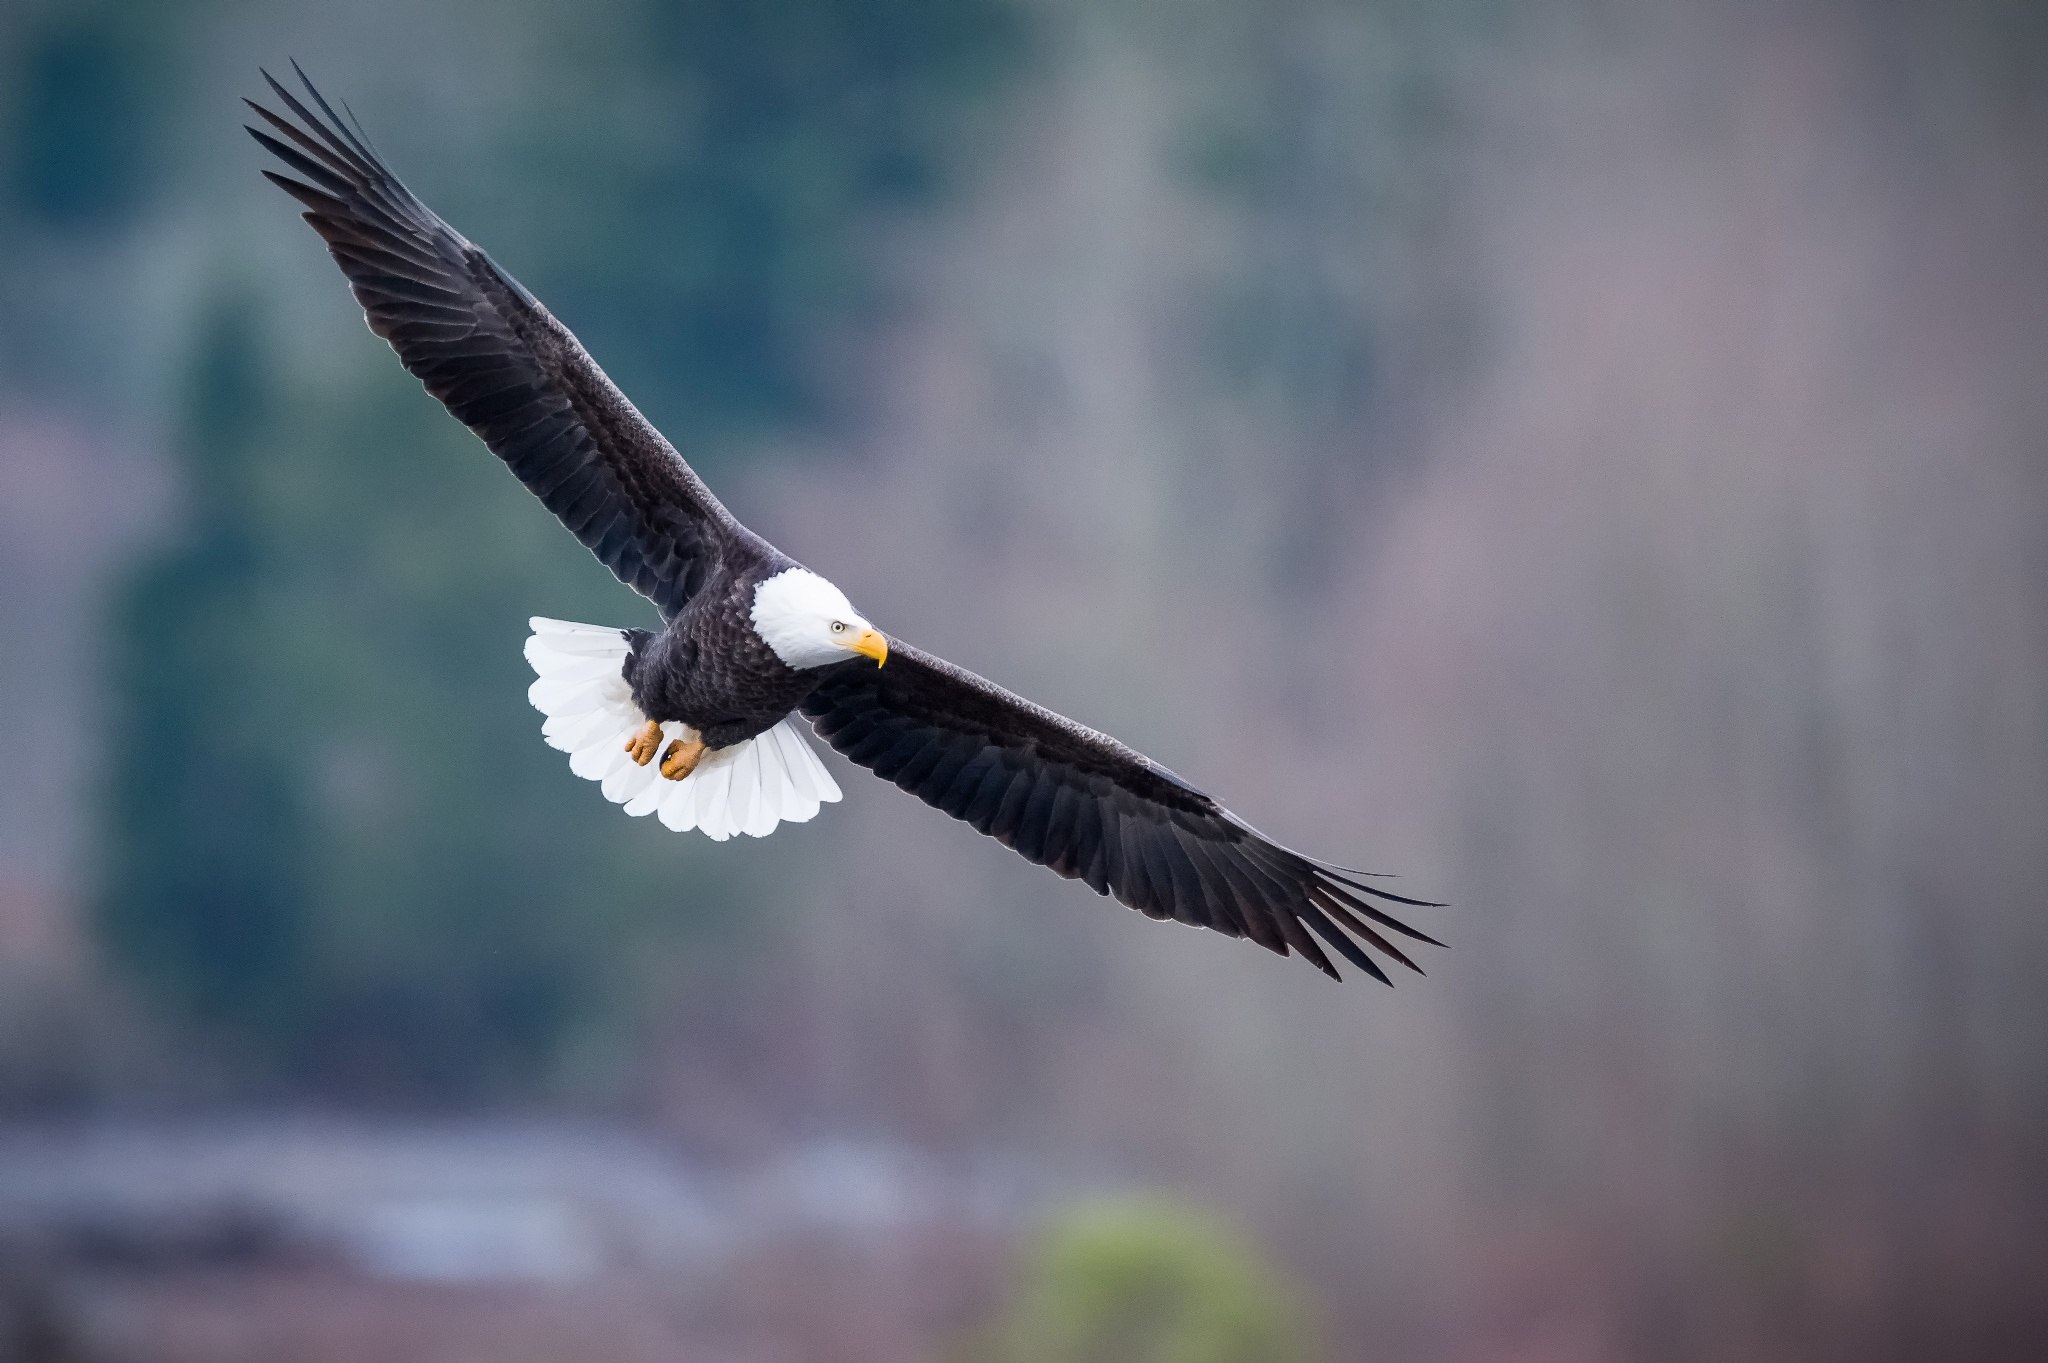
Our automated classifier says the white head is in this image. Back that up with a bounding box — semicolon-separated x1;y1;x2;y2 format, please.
750;566;888;670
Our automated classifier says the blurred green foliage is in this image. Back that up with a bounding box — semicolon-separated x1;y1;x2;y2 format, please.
5;1;179;233
500;0;1025;455
967;1198;1317;1363
84;0;1024;1096
99;296;313;1050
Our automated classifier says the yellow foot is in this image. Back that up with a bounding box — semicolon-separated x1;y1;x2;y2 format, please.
624;720;663;766
660;735;708;781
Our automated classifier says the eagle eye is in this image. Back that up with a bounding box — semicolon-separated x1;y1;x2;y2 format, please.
831;621;846;633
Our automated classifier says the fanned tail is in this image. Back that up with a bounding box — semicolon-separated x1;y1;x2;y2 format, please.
524;618;841;840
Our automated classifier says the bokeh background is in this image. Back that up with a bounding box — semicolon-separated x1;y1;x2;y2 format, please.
1;1;2045;1359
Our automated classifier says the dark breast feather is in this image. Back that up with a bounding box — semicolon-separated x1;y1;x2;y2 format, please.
801;642;1444;982
246;65;745;622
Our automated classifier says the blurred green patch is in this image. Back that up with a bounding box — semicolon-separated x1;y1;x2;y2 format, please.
7;9;160;231
965;1196;1318;1363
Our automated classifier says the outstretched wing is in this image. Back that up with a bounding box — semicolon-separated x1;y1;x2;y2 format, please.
802;642;1442;982
247;65;751;621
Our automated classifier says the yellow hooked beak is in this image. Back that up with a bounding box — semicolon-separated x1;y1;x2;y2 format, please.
849;627;889;666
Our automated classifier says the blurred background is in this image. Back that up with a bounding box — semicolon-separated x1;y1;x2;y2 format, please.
1;0;2044;1359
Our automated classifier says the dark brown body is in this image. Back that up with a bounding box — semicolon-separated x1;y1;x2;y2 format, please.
623;554;821;748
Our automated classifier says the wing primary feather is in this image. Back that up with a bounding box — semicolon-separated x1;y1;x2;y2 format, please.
1301;858;1447;908
1224;839;1335;971
245;96;361;178
292;61;384;169
1318;877;1446;947
337;95;385;164
1269;899;1340;979
1298;903;1391;984
1220;814;1445;908
329;237;445;280
1327;878;1445;909
260;169;345;216
1235;841;1326;925
1236;841;1416;975
1209;844;1299;948
245;128;354;194
1202;848;1292;955
261;70;375;177
1310;888;1423;975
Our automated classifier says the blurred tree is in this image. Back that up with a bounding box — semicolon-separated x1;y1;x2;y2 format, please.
967;1198;1317;1363
507;0;1027;459
97;293;314;1048
6;6;161;232
1162;2;1469;594
0;0;185;403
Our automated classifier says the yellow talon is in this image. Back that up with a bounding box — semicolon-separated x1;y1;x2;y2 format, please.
625;720;663;766
660;736;708;781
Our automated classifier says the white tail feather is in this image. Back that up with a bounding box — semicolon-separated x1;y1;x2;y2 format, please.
524;617;841;840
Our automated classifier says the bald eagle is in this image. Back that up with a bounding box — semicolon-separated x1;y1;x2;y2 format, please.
246;67;1440;983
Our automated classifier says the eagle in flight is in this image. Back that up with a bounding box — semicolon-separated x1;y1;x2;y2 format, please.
247;66;1441;983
